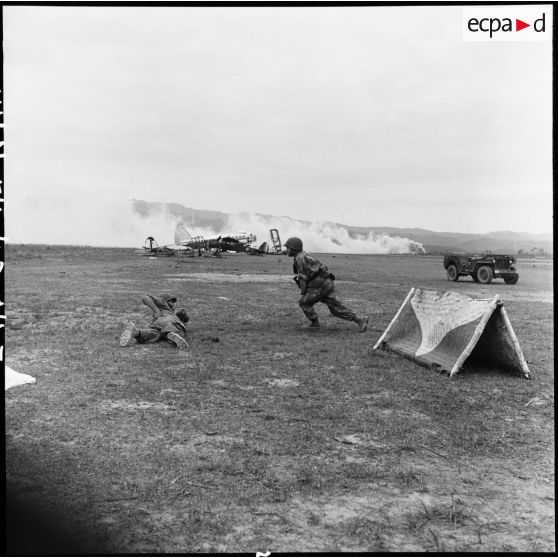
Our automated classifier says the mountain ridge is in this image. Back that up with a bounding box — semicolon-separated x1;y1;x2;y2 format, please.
132;199;552;255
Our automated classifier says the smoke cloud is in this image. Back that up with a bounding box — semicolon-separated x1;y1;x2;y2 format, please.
6;193;179;248
224;213;424;254
6;195;424;254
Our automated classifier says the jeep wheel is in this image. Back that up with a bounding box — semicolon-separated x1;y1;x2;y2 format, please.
446;264;459;282
477;265;493;284
504;274;519;285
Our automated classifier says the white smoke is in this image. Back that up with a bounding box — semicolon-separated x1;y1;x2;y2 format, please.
168;212;424;254
6;193;179;248
6;195;424;254
224;213;424;254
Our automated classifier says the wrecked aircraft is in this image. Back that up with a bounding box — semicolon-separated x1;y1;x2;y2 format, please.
140;224;283;258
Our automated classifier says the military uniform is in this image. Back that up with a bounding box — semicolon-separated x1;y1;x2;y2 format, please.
120;293;189;348
135;295;188;344
293;251;359;323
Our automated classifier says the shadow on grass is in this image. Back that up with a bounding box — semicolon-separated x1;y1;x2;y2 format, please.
5;488;111;555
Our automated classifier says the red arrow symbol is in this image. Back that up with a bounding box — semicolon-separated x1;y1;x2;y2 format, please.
516;19;530;31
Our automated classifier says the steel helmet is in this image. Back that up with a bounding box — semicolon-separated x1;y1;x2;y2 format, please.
284;237;303;251
175;308;189;323
159;293;177;303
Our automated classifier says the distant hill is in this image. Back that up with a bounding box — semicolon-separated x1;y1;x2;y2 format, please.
133;199;232;231
132;200;552;255
341;225;553;254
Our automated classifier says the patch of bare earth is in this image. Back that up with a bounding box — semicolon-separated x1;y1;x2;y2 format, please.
234;454;553;553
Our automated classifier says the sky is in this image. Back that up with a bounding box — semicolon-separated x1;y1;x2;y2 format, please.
2;4;554;247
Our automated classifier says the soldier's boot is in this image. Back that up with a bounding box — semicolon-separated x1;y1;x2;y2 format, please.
167;332;189;349
303;318;320;330
355;316;369;333
120;322;139;346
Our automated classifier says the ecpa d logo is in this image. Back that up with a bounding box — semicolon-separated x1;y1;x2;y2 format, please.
463;7;551;41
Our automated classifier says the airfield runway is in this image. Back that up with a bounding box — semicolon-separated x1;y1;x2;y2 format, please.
4;246;554;553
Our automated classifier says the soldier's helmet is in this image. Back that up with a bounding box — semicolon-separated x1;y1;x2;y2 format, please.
175;308;189;323
159;293;177;303
284;237;303;251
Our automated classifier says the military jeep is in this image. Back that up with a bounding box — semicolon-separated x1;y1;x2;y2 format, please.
443;253;519;284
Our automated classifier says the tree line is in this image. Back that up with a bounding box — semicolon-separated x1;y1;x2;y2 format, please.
517;248;552;259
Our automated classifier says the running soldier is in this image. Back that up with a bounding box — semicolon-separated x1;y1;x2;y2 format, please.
120;293;190;349
284;237;369;331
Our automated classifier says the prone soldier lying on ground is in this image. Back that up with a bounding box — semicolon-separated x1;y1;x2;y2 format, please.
120;293;189;349
284;236;369;332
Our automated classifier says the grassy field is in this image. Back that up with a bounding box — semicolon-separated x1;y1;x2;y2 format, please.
4;245;554;554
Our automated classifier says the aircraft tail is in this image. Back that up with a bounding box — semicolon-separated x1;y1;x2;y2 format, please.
270;229;282;253
175;223;192;245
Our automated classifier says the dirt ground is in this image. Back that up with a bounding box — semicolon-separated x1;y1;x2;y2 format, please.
4;247;554;554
